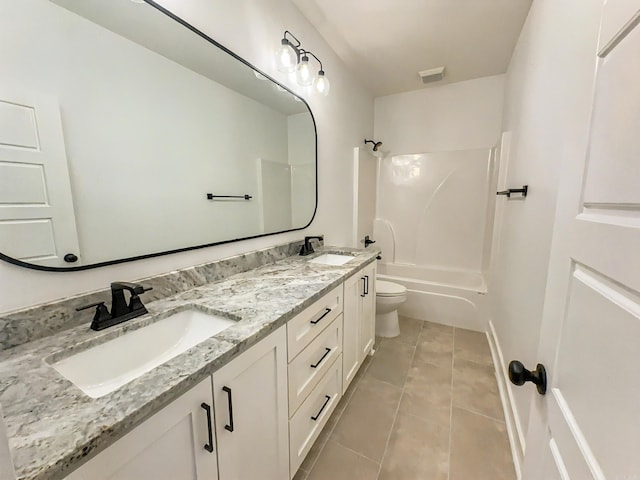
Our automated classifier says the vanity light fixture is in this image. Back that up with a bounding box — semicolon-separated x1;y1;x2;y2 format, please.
275;31;330;96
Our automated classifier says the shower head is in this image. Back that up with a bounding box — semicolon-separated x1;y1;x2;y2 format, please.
364;139;383;152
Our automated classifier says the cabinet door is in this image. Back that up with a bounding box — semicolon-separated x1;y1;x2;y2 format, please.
65;378;218;480
359;263;376;362
342;272;364;393
212;326;289;480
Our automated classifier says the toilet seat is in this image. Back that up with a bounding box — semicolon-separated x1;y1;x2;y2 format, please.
376;280;407;297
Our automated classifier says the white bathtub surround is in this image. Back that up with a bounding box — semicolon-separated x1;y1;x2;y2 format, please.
376;148;495;273
378;263;487;332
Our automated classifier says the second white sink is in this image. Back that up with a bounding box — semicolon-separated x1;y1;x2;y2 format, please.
51;309;235;398
308;253;354;266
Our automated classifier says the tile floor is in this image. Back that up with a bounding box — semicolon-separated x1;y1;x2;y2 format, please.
294;317;515;480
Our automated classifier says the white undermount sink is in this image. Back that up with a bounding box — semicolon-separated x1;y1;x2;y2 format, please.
50;309;235;398
308;253;354;266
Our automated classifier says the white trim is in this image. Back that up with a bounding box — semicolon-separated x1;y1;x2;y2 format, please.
487;319;524;479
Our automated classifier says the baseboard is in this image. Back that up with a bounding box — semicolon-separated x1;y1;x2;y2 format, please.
487;320;525;479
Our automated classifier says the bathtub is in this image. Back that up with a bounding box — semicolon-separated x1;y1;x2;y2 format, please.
376;263;487;332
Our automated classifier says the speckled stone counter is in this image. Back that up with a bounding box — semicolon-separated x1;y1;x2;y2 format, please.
0;246;379;480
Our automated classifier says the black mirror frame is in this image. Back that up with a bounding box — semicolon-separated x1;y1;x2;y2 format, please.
0;0;318;272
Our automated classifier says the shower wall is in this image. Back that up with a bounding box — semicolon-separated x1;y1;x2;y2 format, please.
374;75;505;274
377;149;494;273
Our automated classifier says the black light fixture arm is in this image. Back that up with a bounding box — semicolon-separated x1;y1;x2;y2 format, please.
302;50;324;72
283;30;301;49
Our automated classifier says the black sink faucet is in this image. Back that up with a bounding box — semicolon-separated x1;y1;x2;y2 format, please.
76;281;152;331
300;235;324;256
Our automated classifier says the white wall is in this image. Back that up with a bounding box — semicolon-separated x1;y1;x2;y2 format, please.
0;0;373;314
374;75;505;155
488;0;604;466
373;75;504;273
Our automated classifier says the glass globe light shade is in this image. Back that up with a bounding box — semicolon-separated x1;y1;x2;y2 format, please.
314;70;330;96
296;55;313;87
275;40;297;73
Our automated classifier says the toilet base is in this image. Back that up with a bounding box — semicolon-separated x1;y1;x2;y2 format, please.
375;310;400;338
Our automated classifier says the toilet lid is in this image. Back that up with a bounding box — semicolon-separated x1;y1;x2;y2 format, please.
376;280;407;296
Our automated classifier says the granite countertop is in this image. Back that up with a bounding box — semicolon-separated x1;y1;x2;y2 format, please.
0;246;379;480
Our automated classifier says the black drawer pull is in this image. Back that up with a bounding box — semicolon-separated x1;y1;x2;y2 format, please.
200;403;214;453
311;395;331;421
364;275;369;295
310;307;332;325
310;348;332;369
222;386;235;432
361;277;366;297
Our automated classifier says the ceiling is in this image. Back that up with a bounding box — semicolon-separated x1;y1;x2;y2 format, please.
291;0;533;97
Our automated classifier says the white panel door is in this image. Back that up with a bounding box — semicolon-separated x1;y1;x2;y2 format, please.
522;4;640;479
352;147;378;248
0;87;80;267
212;326;289;480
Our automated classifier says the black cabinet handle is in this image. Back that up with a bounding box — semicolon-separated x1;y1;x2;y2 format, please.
222;386;235;432
200;403;214;453
310;348;332;369
508;360;547;395
311;395;331;421
360;277;366;297
310;307;332;325
364;275;369;295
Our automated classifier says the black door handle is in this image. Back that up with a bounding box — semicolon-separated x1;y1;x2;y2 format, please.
222;386;235;431
361;277;366;297
364;275;369;295
310;308;332;325
200;403;214;453
508;360;547;395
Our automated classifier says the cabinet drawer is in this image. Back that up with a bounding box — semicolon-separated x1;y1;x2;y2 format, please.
288;314;343;415
289;354;342;476
287;285;343;361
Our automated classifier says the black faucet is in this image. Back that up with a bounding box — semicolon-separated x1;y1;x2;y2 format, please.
300;235;324;256
76;281;152;331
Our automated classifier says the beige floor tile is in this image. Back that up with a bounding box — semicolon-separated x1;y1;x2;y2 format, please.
363;340;415;387
452;357;503;420
449;407;515;480
306;441;379;480
379;412;449;480
422;320;454;335
403;360;452;407
378;316;424;346
399;391;451;424
414;327;454;368
331;376;402;462
454;328;493;365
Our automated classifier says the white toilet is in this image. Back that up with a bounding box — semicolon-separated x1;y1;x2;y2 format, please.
375;280;408;337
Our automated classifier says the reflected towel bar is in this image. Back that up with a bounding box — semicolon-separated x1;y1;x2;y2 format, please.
496;185;528;198
206;193;253;200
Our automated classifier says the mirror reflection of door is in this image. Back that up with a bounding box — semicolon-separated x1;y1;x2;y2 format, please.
0;88;80;268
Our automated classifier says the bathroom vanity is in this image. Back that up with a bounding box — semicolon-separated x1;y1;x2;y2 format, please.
0;245;379;480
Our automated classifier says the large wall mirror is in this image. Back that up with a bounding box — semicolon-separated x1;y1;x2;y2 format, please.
0;0;317;271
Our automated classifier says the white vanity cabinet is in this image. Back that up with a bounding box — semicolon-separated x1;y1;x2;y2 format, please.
212;326;289;480
342;263;376;393
63;261;379;480
65;326;289;480
65;377;219;480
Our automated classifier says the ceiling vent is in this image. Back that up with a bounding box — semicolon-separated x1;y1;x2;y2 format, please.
418;66;445;84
